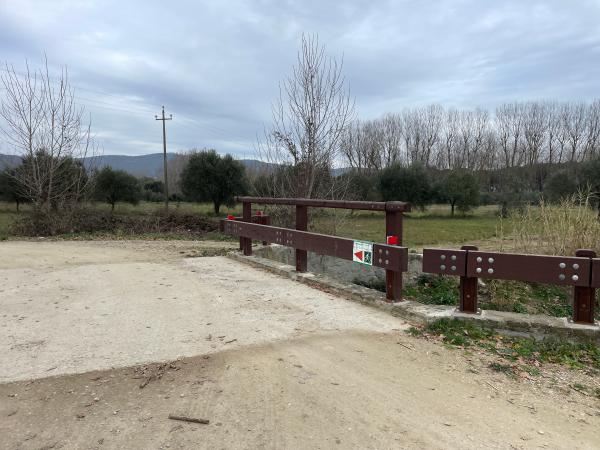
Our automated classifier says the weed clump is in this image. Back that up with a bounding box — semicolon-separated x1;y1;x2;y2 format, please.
414;318;600;372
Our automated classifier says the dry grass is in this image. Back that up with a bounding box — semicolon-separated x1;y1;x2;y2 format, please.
512;192;600;256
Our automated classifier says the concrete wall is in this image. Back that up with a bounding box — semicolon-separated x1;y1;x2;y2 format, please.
254;244;423;286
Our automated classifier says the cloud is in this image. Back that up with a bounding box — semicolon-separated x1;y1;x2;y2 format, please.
1;0;600;156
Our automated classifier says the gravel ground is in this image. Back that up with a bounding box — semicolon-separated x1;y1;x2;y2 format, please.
0;240;599;449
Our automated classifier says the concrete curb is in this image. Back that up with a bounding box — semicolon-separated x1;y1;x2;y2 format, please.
227;251;600;346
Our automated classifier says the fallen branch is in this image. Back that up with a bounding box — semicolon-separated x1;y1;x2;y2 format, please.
397;342;415;351
485;380;499;391
168;414;210;425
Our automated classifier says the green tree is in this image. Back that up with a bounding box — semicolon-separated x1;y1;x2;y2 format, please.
544;169;578;203
580;158;600;217
378;163;431;209
93;167;141;211
442;170;480;216
0;169;27;211
180;150;246;214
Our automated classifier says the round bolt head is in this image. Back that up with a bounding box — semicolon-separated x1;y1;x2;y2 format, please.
379;258;382;263
559;262;566;269
559;274;566;281
488;268;494;274
573;263;579;270
476;257;483;263
451;255;457;261
488;257;494;264
440;255;446;260
451;266;456;271
572;275;579;282
440;265;446;270
476;267;482;273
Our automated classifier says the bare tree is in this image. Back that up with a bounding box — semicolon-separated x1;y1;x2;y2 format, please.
164;151;193;196
583;99;600;160
260;34;355;199
495;103;525;168
0;58;96;218
562;102;587;162
522;101;548;166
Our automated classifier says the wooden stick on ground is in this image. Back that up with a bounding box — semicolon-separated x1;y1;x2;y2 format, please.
168;414;210;425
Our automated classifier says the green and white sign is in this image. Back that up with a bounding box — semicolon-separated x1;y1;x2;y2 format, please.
352;240;373;266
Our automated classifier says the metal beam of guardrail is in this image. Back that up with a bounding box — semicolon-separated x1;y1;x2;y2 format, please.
232;197;408;302
422;246;598;325
222;219;408;273
234;196;411;212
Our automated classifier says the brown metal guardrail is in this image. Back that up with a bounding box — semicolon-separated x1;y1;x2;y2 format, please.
220;196;411;301
423;246;599;325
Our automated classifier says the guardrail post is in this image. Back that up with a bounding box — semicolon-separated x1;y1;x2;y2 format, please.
295;205;308;272
573;249;596;324
385;204;403;302
259;212;270;246
242;201;252;256
459;245;478;313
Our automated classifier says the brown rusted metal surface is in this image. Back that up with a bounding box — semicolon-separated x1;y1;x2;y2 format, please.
242;202;252;256
573;250;597;324
385;210;404;301
296;205;308;272
459;276;478;314
234;196;411;212
466;251;591;287
222;220;408;272
459;245;479;314
573;286;595;324
592;258;600;288
422;249;467;276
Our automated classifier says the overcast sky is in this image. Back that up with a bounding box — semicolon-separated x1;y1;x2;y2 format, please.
1;0;600;157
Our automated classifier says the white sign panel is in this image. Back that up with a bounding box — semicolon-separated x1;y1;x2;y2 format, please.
352;240;373;266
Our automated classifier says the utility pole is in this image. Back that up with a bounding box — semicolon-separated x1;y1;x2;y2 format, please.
155;106;172;211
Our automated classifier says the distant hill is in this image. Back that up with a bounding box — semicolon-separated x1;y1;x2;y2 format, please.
83;153;177;178
0;152;277;178
0;154;21;170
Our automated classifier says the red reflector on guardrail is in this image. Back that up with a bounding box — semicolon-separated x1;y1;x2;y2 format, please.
387;235;398;245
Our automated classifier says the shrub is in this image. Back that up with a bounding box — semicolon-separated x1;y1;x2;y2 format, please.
12;209;217;237
378;163;431;209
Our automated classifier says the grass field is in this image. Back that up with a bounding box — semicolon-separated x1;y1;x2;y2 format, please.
0;201;507;249
312;204;508;250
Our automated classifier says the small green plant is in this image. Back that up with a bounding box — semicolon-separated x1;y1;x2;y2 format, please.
406;326;423;337
404;274;458;306
425;318;492;346
489;362;516;377
411;318;600;372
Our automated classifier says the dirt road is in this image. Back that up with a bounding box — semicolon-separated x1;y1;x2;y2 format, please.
1;240;599;449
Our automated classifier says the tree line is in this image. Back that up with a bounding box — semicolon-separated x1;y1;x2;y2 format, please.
341;101;600;172
0;149;247;217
